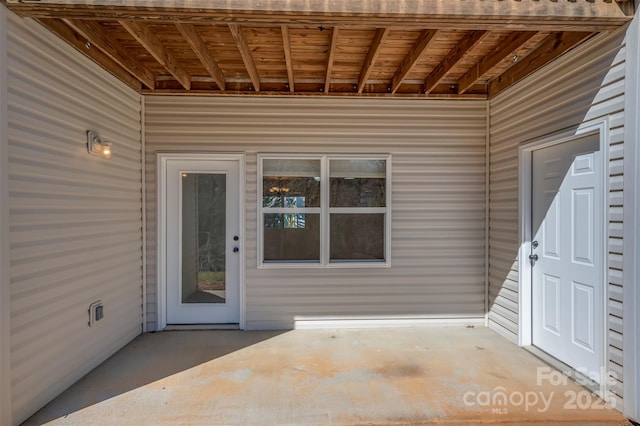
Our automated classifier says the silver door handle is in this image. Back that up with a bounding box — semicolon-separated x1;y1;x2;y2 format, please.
529;254;538;262
233;247;239;253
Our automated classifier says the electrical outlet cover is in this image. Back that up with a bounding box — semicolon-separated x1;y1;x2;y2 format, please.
88;300;103;327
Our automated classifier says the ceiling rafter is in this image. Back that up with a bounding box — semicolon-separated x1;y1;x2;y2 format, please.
488;31;593;97
23;8;621;99
176;23;226;91
424;30;488;94
357;27;391;94
458;31;538;94
390;29;439;94
63;19;155;89
324;27;339;94
120;20;191;90
38;18;142;91
228;23;261;92
281;25;295;92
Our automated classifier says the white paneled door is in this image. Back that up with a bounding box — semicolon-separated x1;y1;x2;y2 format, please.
531;135;603;381
164;157;241;324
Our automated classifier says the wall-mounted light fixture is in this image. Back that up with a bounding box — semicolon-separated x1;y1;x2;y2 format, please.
86;130;112;159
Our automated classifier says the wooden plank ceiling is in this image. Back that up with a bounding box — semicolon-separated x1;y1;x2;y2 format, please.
5;0;634;99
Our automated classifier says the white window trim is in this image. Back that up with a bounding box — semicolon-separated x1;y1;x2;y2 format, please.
258;154;392;269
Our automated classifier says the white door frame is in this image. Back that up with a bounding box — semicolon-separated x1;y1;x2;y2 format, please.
157;153;245;331
518;122;609;384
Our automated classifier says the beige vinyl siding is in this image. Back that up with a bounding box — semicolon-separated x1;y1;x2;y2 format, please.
144;97;486;331
488;28;627;407
0;6;10;426
7;13;143;424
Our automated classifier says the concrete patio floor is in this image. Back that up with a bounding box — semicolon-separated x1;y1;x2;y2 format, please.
24;327;629;425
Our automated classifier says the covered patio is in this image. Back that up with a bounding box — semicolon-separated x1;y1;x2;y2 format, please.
2;1;640;424
23;327;627;425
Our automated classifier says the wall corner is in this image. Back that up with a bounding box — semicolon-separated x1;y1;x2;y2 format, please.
622;0;640;421
484;102;490;327
0;4;12;426
141;94;147;333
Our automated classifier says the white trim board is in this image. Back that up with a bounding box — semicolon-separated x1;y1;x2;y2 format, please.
293;317;485;330
156;153;246;331
0;5;12;425
140;96;147;333
484;102;491;327
517;123;609;393
622;0;640;421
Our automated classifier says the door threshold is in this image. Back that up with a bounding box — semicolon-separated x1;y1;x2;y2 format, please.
164;324;240;331
525;345;600;393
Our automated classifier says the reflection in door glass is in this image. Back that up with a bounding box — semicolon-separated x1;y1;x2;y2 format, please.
182;173;226;304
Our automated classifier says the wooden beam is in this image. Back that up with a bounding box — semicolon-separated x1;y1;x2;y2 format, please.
62;19;154;89
458;31;537;94
324;27;339;94
120;20;191;90
228;23;260;92
281;25;294;93
489;31;592;98
5;1;632;31
424;30;488;94
38;19;142;91
357;27;390;94
145;88;488;99
175;23;225;91
390;29;438;94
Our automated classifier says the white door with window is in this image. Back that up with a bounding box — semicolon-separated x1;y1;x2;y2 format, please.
160;155;241;325
531;134;603;380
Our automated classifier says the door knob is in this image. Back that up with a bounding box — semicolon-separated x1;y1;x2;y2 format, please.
532;240;538;249
529;254;538;262
233;247;239;253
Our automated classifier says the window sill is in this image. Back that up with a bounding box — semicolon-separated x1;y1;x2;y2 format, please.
258;261;391;269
